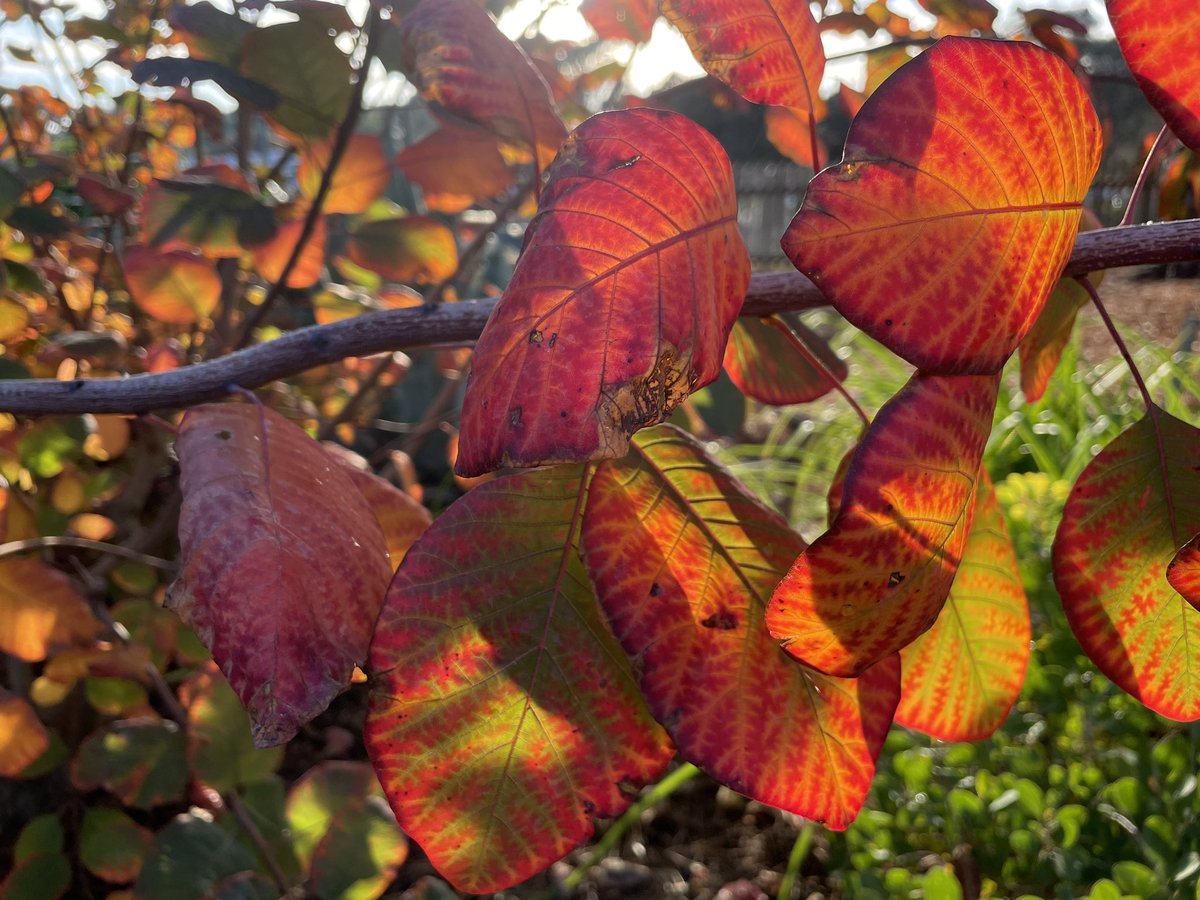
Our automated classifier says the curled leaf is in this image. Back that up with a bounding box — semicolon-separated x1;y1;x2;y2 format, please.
456;108;749;476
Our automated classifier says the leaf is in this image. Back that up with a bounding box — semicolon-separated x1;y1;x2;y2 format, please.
455;108;749;476
141;176;275;257
241;20;353;139
250;213;327;289
767;371;1000;677
1107;0;1200;152
923;0;998;34
77;175;137;216
1017;276;1088;403
395;124;514;215
1168;533;1200;606
397;0;567;173
365;465;673;894
335;462;432;571
1053;406;1200;720
764;105;827;170
180;661;284;793
285;761;408;899
123;246;223;325
71;719;189;809
723;316;847;405
131;58;278;110
346;216;458;285
169;2;255;66
581;0;658;42
581;425;899;828
661;0;825;114
167;403;392;746
80;807;153;884
782;37;1101;374
894;471;1030;741
135;814;261;900
0;557;97;662
2;815;70;900
298;133;391;215
0;690;50;776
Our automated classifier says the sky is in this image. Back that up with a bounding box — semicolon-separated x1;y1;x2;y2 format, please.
0;0;1113;111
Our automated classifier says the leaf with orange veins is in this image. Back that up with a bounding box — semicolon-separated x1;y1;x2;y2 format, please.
167;403;392;747
1053;406;1200;721
395;124;514;215
782;37;1101;374
1107;0;1200;153
895;471;1030;741
364;464;673;894
455;108;749;477
661;0;825;115
767;371;1000;677
764;106;827;170
1168;534;1200;608
723;316;847;405
0;691;50;777
0;557;98;663
298;134;391;215
581;425;899;828
1017;276;1087;403
251;212;327;290
397;0;568;175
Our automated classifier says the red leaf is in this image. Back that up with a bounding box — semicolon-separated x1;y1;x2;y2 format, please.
334;461;432;571
1107;0;1200;152
894;471;1030;741
124;246;223;325
168;403;392;746
582;426;898;828
782;37;1101;374
456;108;749;476
767;372;1000;677
764;105;827;170
365;465;673;894
723;316;847;405
661;0;825;114
1016;277;1087;403
1053;406;1200;720
398;0;567;174
1168;534;1200;607
581;0;658;42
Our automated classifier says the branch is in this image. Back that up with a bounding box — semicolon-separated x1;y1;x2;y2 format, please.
2;218;1199;416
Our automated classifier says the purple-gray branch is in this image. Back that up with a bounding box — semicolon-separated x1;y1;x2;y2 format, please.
2;218;1199;416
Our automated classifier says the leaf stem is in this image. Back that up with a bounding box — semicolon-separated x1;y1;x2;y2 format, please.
775;315;870;428
777;821;816;900
1076;274;1179;544
234;5;383;349
0;535;175;569
807;104;822;175
563;762;700;890
1121;125;1177;228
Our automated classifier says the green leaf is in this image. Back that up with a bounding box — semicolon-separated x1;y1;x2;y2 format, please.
182;662;283;793
135;814;263;900
71;719;189;809
80;807;153;884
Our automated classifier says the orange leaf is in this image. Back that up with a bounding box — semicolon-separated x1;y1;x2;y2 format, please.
894;471;1030;741
365;464;673;894
1017;277;1087;403
397;0;567;174
0;557;97;663
723;316;847;405
922;0;998;34
1107;0;1200;152
782;37;1101;374
298;134;391;215
767;371;1000;677
455;108;749;476
582;426;899;828
581;0;658;42
1053;406;1200;721
395;124;514;214
331;455;432;571
1168;534;1200;607
764;105;827;170
123;245;222;325
251;213;327;290
346;216;457;285
0;691;50;777
168;403;392;746
661;0;825;114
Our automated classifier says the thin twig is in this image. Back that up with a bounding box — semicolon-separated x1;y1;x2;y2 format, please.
0;535;175;569
234;6;384;349
775;315;870;428
2;218;1199;415
824;37;938;63
1122;125;1177;228
1076;274;1179;545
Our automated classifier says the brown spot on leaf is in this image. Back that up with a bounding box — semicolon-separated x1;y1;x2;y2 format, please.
701;608;738;630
